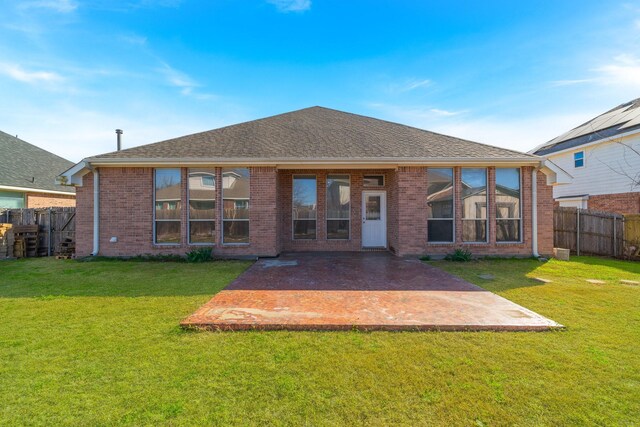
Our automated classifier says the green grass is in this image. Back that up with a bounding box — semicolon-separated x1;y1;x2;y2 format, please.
0;256;639;426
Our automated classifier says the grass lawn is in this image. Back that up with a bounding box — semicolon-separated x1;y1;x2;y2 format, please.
0;256;639;426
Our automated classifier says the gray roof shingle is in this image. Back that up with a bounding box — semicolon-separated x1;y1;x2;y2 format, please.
90;107;537;162
0;131;75;194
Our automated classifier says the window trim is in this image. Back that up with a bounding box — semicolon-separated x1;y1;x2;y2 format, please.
292;174;318;241
221;168;250;246
426;167;455;244
326;174;351;240
187;168;217;246
153;168;182;246
363;174;385;188
461;167;488;243
574;151;585;168
495;167;523;244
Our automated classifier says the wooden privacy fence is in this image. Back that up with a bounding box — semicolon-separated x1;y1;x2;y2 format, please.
0;207;75;257
554;207;640;259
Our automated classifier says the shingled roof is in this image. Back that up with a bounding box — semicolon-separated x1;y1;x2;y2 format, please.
533;98;640;156
89;107;537;163
0;131;75;194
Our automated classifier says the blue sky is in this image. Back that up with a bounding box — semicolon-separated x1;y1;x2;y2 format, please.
1;0;639;162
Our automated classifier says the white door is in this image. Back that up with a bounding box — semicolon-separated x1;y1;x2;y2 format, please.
362;191;387;247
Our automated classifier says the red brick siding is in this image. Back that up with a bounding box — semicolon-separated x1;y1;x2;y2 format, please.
26;192;75;208
587;192;640;214
74;165;553;258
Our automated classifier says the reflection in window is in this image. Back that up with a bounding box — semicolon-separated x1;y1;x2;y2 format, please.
427;168;454;242
188;168;216;244
461;168;487;242
293;175;317;239
365;196;381;220
363;175;384;187
574;151;584;168
327;175;350;239
222;168;250;243
155;168;181;244
496;168;521;242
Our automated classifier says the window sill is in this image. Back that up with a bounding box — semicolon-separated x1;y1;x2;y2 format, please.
222;243;250;246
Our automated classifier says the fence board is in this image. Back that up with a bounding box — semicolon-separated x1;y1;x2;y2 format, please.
554;207;625;258
0;207;76;257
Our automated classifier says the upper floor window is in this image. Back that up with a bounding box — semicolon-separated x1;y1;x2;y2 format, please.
154;168;181;244
574;151;585;168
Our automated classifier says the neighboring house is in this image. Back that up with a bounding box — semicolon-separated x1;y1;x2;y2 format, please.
532;98;640;214
59;106;566;258
0;131;75;209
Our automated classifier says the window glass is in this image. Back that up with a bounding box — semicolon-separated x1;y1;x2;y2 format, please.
154;168;181;244
496;168;521;242
188;168;216;244
427;168;454;242
461;168;487;242
222;168;249;243
574;151;584;168
363;175;384;187
0;191;25;209
327;175;350;239
293;175;317;239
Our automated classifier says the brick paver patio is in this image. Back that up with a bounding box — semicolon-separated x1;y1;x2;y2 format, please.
181;252;562;331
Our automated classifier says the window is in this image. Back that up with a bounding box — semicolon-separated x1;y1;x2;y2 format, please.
188;168;216;244
461;168;487;242
0;191;25;209
426;168;454;242
327;175;350;239
293;175;317;239
574;151;584;168
222;168;249;244
154;168;181;244
363;175;384;187
496;168;521;242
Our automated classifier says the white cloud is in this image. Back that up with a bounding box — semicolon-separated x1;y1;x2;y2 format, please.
267;0;311;13
157;62;215;100
119;34;148;46
549;78;596;87
18;0;78;13
593;54;640;88
0;63;63;84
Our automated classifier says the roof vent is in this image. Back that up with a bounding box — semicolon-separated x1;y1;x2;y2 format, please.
115;129;123;151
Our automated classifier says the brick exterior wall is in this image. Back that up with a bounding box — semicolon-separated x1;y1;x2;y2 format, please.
75;165;554;258
587;192;640;215
25;192;75;208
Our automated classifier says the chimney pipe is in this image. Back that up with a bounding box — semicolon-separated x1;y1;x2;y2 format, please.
115;129;123;151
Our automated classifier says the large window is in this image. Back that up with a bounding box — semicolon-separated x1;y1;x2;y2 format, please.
461;168;487;242
327;175;350;239
154;168;181;244
0;191;25;209
222;168;250;244
426;168;454;242
496;168;521;242
293;175;317;239
188;168;216;244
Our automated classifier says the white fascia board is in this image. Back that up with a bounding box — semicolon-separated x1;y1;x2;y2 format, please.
57;160;92;187
0;185;74;196
539;159;573;186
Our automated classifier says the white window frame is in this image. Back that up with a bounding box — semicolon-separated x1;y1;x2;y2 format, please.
222;168;250;245
495;167;523;243
461;167;488;243
153;168;182;246
574;151;585;168
326;174;351;240
426;167;455;244
187;168;217;246
292;174;317;240
363;174;385;188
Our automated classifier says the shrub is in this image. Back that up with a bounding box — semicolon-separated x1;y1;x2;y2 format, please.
186;247;213;263
445;248;473;262
419;255;431;261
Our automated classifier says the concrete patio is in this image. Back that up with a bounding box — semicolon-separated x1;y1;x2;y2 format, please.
181;252;563;331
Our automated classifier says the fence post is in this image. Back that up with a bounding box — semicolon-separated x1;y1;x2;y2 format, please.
613;216;617;258
47;208;52;257
576;209;580;256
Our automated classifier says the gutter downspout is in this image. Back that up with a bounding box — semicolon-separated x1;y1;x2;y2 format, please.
532;168;539;257
92;166;100;256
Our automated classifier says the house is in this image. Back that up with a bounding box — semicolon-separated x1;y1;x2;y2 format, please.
531;98;640;214
0;131;75;209
58;106;566;258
